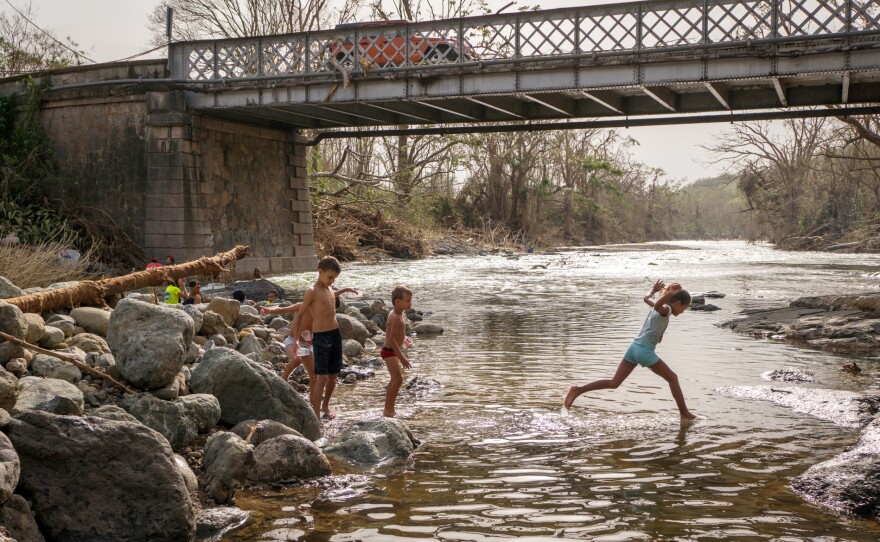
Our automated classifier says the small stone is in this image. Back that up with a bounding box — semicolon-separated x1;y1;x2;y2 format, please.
4;359;26;378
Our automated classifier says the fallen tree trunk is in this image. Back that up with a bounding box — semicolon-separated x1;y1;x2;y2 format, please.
4;245;250;313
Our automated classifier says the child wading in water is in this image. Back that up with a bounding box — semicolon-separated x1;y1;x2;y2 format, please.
381;286;413;417
564;280;697;420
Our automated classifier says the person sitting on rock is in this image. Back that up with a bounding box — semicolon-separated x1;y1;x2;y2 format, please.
265;290;278;304
163;279;182;304
253;267;263;279
183;280;208;305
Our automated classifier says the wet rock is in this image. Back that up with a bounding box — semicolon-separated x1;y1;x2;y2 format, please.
717;385;879;428
228;279;286;303
342;339;364;358
21;314;44;345
336;314;370;345
325;418;418;465
89;405;140;424
0;368;17;411
70;307;111;337
413;322;444;335
202;431;255;504
404;376;442;395
196;507;249;539
792;417;880;518
0;277;23;299
230;419;302;447
206;298;240;327
14;377;83;415
108;299;195;389
249;434;331;483
65;333;110;354
338;365;374;381
0;494;45;542
762;367;816;383
173;453;199;493
5;410;196;542
0;432;19;504
191;348;320;441
36;326;64;349
122;393;220;452
689;303;721;312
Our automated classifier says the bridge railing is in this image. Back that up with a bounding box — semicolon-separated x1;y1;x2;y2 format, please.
170;0;880;82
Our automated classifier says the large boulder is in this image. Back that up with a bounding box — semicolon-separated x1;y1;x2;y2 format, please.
201;431;255;504
122;393;221;452
236;334;264;357
190;348;320;440
70;307;111;337
230;419;302;447
249;434;331;483
792;417;880;518
228;279;285;303
89;405;140;424
0;277;23;299
0;368;17;411
324;418;418;465
336;314;371;345
107;299;195;389
206;298;240;327
0;494;44;542
0;432;19;505
5;410;196;541
14;377;83;415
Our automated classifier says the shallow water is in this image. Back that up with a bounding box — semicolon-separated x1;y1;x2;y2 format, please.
223;241;880;541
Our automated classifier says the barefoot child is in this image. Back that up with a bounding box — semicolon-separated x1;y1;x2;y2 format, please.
564;281;697;420
291;257;346;421
381;286;413;417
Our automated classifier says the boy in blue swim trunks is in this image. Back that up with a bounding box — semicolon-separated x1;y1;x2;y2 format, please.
564;280;697;420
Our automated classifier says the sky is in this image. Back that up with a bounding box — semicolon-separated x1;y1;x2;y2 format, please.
28;0;739;182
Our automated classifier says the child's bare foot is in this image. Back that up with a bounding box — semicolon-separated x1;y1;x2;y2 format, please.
681;412;697;421
322;408;337;420
383;410;397;418
563;386;580;409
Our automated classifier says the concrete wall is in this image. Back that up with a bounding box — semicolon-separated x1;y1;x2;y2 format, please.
0;61;317;276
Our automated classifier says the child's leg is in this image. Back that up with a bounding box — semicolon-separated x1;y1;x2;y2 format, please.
648;360;696;420
281;344;301;381
321;374;338;419
383;356;404;417
310;375;325;419
564;360;636;409
302;354;316;396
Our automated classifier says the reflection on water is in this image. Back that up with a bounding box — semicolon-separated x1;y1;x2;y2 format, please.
224;241;880;541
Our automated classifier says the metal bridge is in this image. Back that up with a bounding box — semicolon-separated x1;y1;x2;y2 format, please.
169;0;880;138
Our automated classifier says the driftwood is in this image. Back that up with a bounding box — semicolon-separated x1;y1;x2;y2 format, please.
3;245;251;313
0;330;137;394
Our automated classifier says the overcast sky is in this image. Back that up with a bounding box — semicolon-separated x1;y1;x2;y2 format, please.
29;0;740;182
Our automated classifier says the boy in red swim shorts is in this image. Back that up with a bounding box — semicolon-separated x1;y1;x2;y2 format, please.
381;285;413;417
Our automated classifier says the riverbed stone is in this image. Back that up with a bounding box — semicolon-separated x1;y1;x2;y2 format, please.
0;303;26;341
14;377;83;415
196;507;249;539
66;333;110;355
122;392;220;452
21;314;44;345
792;417;880;518
69;307;111;337
0;277;23;299
107;298;195;389
3;359;25;378
201;431;255;504
0;494;44;542
30;354;81;384
5;410;196;541
35;326;63;349
236;334;264;357
230;419;303;447
336;314;371;345
0;432;19;505
173;453;199;493
170;304;204;335
413;322;444;335
148;378;180;401
342;339;364;358
718;385;879;428
325;418;418;465
206;298;240;327
190;348;320;440
200;311;228;337
89;405;140;424
0;368;17;411
249;434;331;483
761;367;816;383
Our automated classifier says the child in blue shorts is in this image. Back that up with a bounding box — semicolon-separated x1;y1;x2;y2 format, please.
564;280;697;421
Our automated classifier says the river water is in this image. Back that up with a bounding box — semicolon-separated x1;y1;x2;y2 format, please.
223;240;880;541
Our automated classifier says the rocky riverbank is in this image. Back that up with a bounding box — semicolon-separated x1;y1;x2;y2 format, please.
0;277;443;541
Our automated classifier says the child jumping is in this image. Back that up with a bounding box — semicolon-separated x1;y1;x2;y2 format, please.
564;280;697;420
381;285;413;417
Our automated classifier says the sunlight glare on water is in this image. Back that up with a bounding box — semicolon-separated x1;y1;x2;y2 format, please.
225;241;880;541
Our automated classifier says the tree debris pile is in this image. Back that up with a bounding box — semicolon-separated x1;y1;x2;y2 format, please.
313;202;426;261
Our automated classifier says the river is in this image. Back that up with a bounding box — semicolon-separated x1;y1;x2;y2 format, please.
223;240;880;541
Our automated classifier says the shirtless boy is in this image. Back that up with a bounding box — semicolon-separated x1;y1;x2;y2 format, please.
381;285;413;417
291;256;346;420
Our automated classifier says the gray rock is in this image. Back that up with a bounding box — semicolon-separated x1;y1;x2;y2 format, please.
70;307;111;337
21;314;44;345
201;431;255;504
269;317;288;331
718;385;879;428
190;348;320;441
792;417;880;518
170;304;204;335
249;434;331;483
230;419;303;447
234;312;263;331
201;312;227;337
0;494;45;542
196;507;249;539
3;358;25;378
0;303;26;340
31;396;81;415
336;314;371;345
0;277;23;299
173;453;199;494
342;339;364;358
89;405;140;424
236;334;264;357
14;377;83;415
761;367;816;383
0;368;17;411
206;298;240;327
404;376;442;396
338;365;374;381
148;378;180;401
0;408;11;429
325;418;418;465
108;299;195;389
0;343;24;366
66;333;110;354
371;314;387;330
0;432;19;505
413;322;444;335
227;279;286;303
30;355;81;384
122;393;220;452
44;314;74;327
35;325;63;349
5;410;195;542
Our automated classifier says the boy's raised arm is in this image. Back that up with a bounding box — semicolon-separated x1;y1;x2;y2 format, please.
260;302;302;316
643;279;664;308
333;287;360;298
